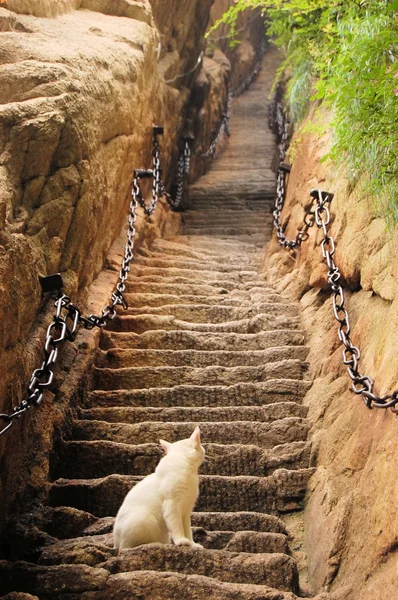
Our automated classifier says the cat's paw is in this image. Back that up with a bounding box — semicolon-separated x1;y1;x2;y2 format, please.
191;542;203;549
174;537;192;546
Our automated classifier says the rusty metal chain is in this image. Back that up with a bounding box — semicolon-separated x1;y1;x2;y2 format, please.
0;294;80;437
272;101;398;414
135;127;163;216
161;137;193;210
312;188;398;413
194;44;265;160
271;100;317;250
165;51;204;85
0;189;139;437
195;91;232;159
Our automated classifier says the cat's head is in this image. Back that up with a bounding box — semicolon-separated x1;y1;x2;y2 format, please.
159;426;205;467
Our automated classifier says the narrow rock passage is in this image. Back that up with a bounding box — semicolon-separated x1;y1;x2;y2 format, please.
1;50;322;600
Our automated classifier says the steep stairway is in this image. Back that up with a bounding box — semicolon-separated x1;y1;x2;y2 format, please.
0;50;325;600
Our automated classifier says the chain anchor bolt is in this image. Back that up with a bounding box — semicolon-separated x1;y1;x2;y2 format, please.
39;273;64;295
134;169;154;179
310;189;334;202
153;125;164;136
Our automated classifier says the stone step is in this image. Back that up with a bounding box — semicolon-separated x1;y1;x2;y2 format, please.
49;469;314;516
189;183;275;198
133;255;258;272
71;417;309;447
195;530;289;553
122;292;289;308
122;303;299;321
138;250;260;270
182;227;269;237
97;546;299;591
167;234;266;248
181;217;272;228
86;379;312;408
96;346;309;368
54;440;311;479
122;281;237;295
100;329;306;351
128;266;258;282
188;195;274;205
124;276;270;290
36;527;289;559
150;238;261;260
106;314;301;334
78;403;308;424
47;509;288;540
123;280;275;295
187;197;273;208
0;562;306;600
182;210;272;218
92;360;305;390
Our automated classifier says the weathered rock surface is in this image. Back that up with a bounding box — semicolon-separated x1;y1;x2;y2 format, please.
264;106;398;598
209;0;266;89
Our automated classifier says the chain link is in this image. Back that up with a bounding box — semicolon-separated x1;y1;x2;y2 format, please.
272;101;398;415
161;139;192;210
271;100;317;250
134;132;162;216
165;51;204;85
194;45;265;160
0;192;139;437
1;294;78;437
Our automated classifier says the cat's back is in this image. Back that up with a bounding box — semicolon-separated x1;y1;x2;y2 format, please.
120;472;160;509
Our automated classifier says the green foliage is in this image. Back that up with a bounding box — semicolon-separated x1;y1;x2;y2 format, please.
209;1;398;224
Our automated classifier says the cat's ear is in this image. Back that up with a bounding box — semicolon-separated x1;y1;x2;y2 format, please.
190;426;201;449
159;439;171;454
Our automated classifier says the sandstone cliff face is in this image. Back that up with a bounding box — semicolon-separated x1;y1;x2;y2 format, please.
209;0;265;88
0;0;217;537
264;109;398;600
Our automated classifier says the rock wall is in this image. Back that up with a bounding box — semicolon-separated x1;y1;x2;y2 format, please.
0;0;217;540
209;0;265;88
264;108;398;599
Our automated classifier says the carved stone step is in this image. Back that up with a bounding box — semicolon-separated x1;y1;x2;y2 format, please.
181;211;272;222
86;379;312;408
100;546;299;590
97;346;309;368
182;226;270;236
123;280;274;294
107;314;301;334
128;265;258;281
47;509;288;541
49;469;314;516
122;303;299;321
0;561;306;599
79;404;308;424
54;440;311;479
35;540;297;590
151;238;261;260
133;255;258;272
101;329;306;351
122;292;286;308
71;417;310;447
34;528;289;558
92;360;305;390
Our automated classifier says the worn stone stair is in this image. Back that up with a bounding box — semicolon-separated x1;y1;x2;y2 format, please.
0;49;329;600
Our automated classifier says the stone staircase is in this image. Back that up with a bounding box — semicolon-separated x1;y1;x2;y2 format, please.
0;50;329;600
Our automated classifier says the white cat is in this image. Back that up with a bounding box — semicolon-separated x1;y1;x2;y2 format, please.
113;426;205;550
